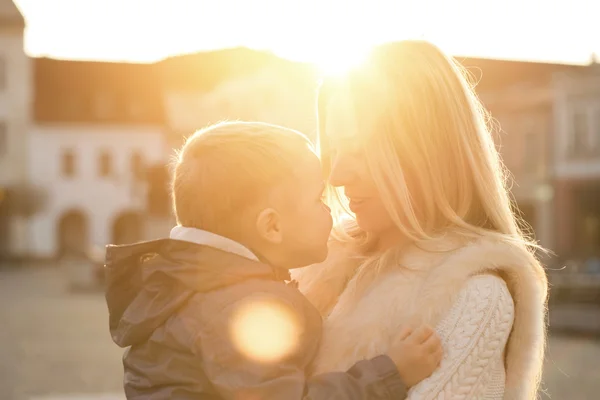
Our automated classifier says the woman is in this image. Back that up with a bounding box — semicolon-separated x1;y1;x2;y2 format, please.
294;41;548;399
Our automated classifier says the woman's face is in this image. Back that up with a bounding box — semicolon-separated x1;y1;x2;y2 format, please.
324;92;395;235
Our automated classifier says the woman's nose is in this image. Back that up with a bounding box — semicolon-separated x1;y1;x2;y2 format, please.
329;155;355;187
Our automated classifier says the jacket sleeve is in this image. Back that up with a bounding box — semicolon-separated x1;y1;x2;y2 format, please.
407;275;515;399
195;292;407;400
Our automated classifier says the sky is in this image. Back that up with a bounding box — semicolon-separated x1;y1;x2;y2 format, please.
14;0;600;68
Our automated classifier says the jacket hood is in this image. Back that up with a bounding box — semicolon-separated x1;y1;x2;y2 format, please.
104;239;288;347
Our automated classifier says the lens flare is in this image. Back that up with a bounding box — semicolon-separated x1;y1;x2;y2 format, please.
316;46;371;78
229;298;301;363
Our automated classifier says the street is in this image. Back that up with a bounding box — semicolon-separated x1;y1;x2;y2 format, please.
0;266;123;400
0;266;599;400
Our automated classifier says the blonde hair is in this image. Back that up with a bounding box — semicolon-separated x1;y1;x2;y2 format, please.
318;40;540;257
172;121;313;234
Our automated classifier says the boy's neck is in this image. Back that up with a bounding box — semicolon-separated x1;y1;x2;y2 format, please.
171;226;293;273
240;236;291;272
170;226;259;262
184;225;291;272
243;241;284;270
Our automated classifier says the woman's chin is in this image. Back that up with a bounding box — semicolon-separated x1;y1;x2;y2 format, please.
355;214;397;237
354;214;377;232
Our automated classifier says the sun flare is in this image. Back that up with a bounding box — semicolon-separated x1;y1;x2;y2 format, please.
229;298;301;363
313;46;372;77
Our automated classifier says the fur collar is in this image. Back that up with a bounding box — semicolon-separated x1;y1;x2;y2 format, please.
294;233;548;400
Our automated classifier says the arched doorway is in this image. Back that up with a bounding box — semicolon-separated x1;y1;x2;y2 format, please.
57;209;89;257
112;211;143;245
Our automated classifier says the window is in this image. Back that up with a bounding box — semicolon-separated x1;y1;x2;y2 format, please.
571;110;589;156
98;151;112;177
0;123;6;156
131;151;144;180
61;150;75;178
595;109;600;151
0;58;5;90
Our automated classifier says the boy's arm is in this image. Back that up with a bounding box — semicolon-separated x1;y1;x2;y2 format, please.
195;294;408;400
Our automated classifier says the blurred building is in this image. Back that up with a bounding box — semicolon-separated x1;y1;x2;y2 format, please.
159;48;281;149
0;0;32;259
189;60;318;141
1;0;598;261
469;58;583;254
26;59;168;258
160;48;319;148
552;60;600;260
0;0;172;261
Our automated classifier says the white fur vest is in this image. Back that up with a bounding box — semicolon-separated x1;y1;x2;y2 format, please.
293;234;548;400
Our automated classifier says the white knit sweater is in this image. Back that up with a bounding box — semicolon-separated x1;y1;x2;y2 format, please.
295;234;547;400
408;275;514;399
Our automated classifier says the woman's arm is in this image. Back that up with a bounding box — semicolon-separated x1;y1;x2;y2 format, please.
408;275;515;400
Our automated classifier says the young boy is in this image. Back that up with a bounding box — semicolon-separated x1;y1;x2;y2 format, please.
105;121;442;400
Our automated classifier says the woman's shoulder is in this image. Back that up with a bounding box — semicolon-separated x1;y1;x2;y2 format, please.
439;274;515;335
458;274;514;313
413;232;546;304
463;274;512;297
409;274;516;399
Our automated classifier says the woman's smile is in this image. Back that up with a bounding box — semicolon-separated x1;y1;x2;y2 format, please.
348;196;370;214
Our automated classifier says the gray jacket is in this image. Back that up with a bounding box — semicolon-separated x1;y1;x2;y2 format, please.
105;239;407;399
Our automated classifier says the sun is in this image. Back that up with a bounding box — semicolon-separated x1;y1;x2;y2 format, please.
313;46;372;77
274;40;373;78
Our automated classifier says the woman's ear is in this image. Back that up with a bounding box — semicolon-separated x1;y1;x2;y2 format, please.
255;208;283;244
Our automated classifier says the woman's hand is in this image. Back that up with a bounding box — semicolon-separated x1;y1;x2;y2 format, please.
388;324;443;388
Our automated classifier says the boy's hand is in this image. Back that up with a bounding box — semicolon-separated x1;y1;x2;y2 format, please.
389;324;443;388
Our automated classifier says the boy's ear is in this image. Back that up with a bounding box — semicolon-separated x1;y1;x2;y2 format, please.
255;208;283;244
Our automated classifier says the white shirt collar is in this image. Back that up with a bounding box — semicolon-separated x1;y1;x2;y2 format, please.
169;226;259;262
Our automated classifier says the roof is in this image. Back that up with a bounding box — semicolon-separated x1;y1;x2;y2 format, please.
30;46;591;125
34;58;165;125
158;47;304;91
455;56;585;92
0;0;25;29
